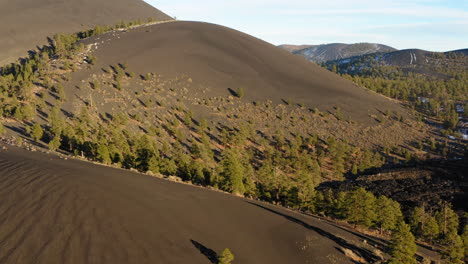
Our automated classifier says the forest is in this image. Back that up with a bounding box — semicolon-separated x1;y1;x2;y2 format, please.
324;53;467;136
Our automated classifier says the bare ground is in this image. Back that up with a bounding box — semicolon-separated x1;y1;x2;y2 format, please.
79;21;408;123
0;144;399;264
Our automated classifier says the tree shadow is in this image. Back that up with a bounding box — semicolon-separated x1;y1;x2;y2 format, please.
246;201;382;263
190;239;218;264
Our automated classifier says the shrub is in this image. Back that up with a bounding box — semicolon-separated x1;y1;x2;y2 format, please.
218;248;234;264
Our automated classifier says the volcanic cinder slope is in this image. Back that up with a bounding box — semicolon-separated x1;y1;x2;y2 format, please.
0;0;171;65
77;21;405;122
0;145;391;264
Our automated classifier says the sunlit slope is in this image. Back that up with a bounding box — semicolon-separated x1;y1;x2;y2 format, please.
0;0;171;65
81;21;405;122
0;146;384;264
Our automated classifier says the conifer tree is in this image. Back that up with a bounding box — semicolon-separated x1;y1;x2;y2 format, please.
422;216;439;243
0;121;5;135
48;136;61;151
375;195;402;234
388;220;417;264
442;230;465;264
462;225;468;255
346;188;376;228
96;143;111;165
31;123;44;141
218;148;245;195
296;170;316;210
435;203;459;236
408;205;427;237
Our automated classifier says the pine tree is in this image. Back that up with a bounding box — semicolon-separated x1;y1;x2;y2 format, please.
388;220;417;264
462;225;468;257
408;205;426;237
218;148;245;195
48;136;61;151
295;170;316;210
0;121;5;135
422;216;439;243
435;203;459;236
147;155;160;174
442;230;464;264
218;248;234;264
375;195;402;234
96;143;111;165
31;123;43;141
346;188;376;228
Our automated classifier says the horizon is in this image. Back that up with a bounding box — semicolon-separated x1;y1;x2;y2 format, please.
147;0;468;52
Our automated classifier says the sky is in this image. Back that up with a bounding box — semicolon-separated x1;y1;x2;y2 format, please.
146;0;468;52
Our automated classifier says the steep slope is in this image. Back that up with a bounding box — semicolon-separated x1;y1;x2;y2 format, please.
0;0;172;65
77;21;406;122
0;145;392;264
284;43;396;63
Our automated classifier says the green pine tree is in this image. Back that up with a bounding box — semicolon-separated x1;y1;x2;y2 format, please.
31;123;44;141
462;225;468;257
96;143;111;165
435;203;459;236
346;188;376;228
388;220;417;264
422;216;439;243
442;230;465;264
48;136;61;151
218;148;245;195
0;122;5;135
375;195;402;234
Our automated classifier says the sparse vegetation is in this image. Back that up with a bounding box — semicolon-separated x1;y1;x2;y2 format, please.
0;19;464;263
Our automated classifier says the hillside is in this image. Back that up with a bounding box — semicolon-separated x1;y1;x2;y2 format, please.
0;3;464;263
326;48;468;76
0;0;172;65
0;19;441;199
324;48;467;126
74;22;406;123
0;145;394;264
281;43;397;63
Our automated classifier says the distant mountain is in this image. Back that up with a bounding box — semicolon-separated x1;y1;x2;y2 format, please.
326;48;468;77
324;48;467;132
278;44;314;52
280;43;397;63
0;0;172;65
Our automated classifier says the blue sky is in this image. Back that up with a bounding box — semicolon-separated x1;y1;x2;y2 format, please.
146;0;468;52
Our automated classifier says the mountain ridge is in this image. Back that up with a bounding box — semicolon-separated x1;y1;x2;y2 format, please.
279;43;397;63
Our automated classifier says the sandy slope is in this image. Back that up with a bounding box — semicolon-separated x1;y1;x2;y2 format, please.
0;145;395;263
0;0;171;65
80;21;405;122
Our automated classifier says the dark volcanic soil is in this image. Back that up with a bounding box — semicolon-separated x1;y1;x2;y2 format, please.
0;0;171;65
80;21;405;122
0;145;395;264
